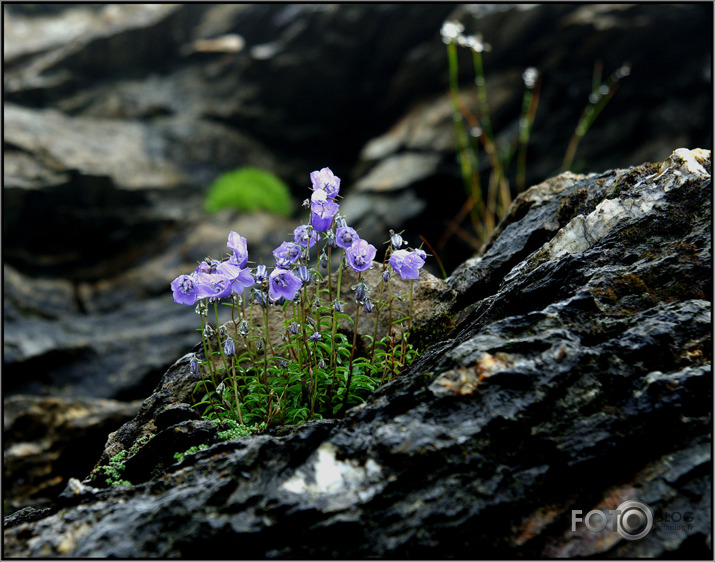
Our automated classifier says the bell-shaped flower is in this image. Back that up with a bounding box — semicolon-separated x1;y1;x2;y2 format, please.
171;273;200;305
310;198;339;233
389;249;425;280
227;231;249;268
335;226;359;250
294;224;319;248
268;267;302;302
346;239;377;273
216;261;255;295
310;167;340;199
272;241;302;265
195;272;233;300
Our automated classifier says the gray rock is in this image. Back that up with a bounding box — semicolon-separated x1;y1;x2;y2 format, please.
2;395;142;514
3;149;710;557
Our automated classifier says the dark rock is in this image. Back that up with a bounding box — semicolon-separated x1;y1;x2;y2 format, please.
3;149;710;557
2;395;141;514
154;403;202;432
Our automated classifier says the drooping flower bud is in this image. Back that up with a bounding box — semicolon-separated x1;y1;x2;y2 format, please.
364;298;374;313
255;264;268;283
297;265;311;284
224;338;236;356
333;299;343;312
390;230;404;249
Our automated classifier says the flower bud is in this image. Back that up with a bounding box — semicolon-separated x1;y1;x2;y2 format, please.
253;289;267;308
190;357;199;375
289;321;300;335
309;332;322;342
203;324;214;338
238;320;251;336
354;282;367;302
326;230;337;248
390;230;404;249
255;264;268;283
297;265;311;284
320;251;328;270
333;299;343;312
383;270;390;283
224;338;236;356
364;298;374;313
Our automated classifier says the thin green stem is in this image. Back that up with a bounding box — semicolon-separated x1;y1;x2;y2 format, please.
342;272;362;413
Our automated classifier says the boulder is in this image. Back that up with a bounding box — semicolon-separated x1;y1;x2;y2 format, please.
2;395;142;514
4;149;710;557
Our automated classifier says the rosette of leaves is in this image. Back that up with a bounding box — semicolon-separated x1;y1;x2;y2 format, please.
204;167;293;215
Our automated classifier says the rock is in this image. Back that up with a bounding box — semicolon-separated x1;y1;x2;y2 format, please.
2;395;142;514
3;149;710;557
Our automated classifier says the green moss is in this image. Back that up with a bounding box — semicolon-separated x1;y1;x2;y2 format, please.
89;434;154;487
173;444;209;464
204;167;293;215
523;247;551;275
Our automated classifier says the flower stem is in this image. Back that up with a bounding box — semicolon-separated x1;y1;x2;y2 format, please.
342;272;362;413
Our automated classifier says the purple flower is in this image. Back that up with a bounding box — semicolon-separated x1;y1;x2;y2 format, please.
216;261;255;295
254;264;268;283
335;226;359;250
354;280;368;302
224;338;236;356
364;298;374;313
268;268;302;302
297;265;312;284
195;272;233;299
171;273;199;305
310;198;339;232
289;321;300;335
310;167;341;199
390;231;404;249
309;331;322;342
389;249;425;280
294;225;318;248
227;231;249;268
346;239;377;273
195;261;212;274
273;241;302;264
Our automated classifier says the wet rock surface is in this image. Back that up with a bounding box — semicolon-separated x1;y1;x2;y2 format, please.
4;149;711;557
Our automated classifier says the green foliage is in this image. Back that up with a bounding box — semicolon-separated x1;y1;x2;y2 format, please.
89;434;154;487
216;419;266;440
173;444;209;464
192;316;419;429
204;167;293;215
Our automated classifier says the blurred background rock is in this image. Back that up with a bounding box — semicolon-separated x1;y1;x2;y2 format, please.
2;3;711;511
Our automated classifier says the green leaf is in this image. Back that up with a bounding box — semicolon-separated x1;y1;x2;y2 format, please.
204;167;293;216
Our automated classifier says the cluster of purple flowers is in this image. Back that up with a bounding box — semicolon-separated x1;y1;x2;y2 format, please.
170;232;254;305
171;167;426;308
